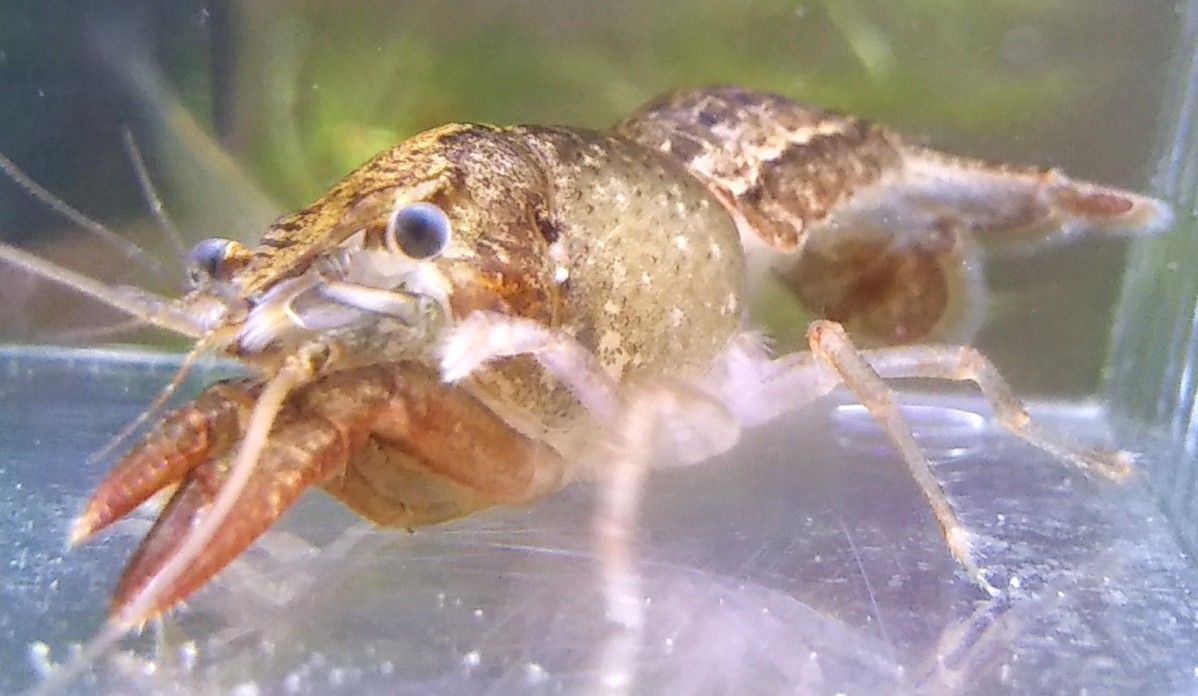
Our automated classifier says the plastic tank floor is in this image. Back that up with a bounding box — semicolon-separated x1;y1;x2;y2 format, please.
1;348;1196;695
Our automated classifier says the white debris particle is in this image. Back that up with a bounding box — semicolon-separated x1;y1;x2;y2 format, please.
670;307;686;327
604;300;621;315
463;650;482;667
554;266;569;283
709;241;723;260
28;641;52;676
473;608;485;618
525;662;548;684
232;683;260;696
548;240;570;264
601;669;631;690
179;641;198;672
1008;575;1022;590
723;293;739;314
640;272;653;287
674;235;690;252
690;151;716;176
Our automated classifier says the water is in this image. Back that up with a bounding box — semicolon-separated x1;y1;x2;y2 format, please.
0;2;1195;694
2;350;1197;694
0;0;1177;393
1105;0;1198;561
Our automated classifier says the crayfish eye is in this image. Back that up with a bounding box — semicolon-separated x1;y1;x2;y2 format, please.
385;202;451;259
186;237;247;286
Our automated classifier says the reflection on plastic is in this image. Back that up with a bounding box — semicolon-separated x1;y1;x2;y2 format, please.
831;403;988;460
2;351;1198;695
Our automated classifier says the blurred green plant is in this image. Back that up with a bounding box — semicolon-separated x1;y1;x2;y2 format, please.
112;0;1185;394
0;0;1173;394
201;0;1163;207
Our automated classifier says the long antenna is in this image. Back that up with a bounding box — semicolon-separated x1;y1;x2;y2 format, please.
0;240;202;338
0;150;170;281
121;127;189;264
39;316;148;343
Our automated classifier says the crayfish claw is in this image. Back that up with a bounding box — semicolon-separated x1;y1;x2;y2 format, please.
107;414;350;622
70;382;255;546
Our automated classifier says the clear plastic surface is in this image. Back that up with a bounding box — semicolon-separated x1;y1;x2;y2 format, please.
2;348;1196;695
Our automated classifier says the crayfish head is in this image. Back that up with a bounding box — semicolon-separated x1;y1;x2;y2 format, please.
199;124;562;375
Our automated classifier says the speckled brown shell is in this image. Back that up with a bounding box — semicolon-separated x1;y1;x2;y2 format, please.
225;120;746;441
476;126;747;438
617;85;904;252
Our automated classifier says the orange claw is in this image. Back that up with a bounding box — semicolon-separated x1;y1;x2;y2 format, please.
70;382;256;546
107;402;354;622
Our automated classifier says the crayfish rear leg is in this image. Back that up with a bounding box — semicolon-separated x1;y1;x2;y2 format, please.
442;311;1135;599
805;319;1135;591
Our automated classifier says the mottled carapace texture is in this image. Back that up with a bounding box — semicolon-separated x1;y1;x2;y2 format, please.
618;86;1163;343
232;123;745;433
617;86;905;252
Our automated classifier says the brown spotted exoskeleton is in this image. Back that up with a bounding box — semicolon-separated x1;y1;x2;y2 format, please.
0;87;1170;636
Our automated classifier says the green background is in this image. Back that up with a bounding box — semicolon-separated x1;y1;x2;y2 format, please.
0;0;1177;396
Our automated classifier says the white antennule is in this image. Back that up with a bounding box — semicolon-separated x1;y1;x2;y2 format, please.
29;347;319;696
83;333;217;471
114;344;320;627
0;240;203;338
0;150;170;280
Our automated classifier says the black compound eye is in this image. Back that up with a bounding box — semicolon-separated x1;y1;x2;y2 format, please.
386;202;451;259
186;238;238;285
